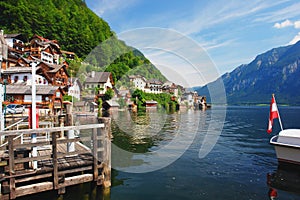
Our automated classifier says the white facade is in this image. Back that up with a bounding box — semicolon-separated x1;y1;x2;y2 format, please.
132;76;147;91
41;51;54;64
6;38;24;52
129;75;164;93
86;80;113;94
24;95;42;103
145;81;163;94
99;76;113;94
11;73;48;85
84;73;113;95
68;80;81;100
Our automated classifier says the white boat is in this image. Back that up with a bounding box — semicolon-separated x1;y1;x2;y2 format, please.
270;129;300;165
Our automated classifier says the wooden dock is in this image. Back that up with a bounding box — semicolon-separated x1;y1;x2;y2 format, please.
0;118;111;199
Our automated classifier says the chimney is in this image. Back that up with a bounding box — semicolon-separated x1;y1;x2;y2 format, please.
91;71;95;78
0;30;3;36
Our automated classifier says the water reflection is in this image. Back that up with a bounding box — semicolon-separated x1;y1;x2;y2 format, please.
18;182;110;200
109;108;210;173
267;164;300;198
111;109;181;152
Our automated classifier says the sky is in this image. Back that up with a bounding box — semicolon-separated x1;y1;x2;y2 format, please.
85;0;300;87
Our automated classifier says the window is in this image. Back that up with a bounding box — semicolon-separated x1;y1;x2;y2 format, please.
23;76;28;82
14;76;19;83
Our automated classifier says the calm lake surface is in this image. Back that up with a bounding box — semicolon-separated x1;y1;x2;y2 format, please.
19;106;300;200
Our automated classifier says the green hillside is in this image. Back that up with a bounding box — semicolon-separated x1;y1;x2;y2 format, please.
0;0;167;83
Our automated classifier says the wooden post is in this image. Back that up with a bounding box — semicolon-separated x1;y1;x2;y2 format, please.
52;132;58;190
59;115;65;138
8;136;16;199
105;118;112;188
92;128;98;182
99;117;111;188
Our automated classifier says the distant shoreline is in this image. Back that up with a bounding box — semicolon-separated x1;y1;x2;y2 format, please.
206;104;299;107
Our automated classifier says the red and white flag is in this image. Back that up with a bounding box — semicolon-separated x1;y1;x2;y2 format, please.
267;95;279;133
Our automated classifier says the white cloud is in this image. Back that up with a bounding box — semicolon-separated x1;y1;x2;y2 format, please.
273;19;300;29
294;21;300;29
255;1;300;23
118;28;221;86
274;19;300;29
288;32;300;45
172;0;279;35
274;19;293;28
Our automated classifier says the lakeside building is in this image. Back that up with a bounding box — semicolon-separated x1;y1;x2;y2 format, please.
144;79;163;94
0;31;75;113
68;78;82;101
129;75;180;95
128;75;147;91
83;71;114;96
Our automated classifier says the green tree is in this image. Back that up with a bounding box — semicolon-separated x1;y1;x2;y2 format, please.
0;0;168;86
103;88;114;101
97;98;102;117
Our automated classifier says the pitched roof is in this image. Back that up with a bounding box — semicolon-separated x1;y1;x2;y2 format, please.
104;99;120;107
147;79;163;85
2;67;32;74
128;75;147;82
4;33;26;41
85;72;111;83
6;85;60;95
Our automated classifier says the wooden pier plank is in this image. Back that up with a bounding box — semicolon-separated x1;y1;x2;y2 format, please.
15;182;53;197
0;123;111;199
58;174;94;188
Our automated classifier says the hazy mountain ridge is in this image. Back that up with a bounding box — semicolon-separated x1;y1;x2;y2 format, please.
195;41;300;105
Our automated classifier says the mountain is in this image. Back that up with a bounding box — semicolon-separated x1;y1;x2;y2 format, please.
195;41;300;105
0;0;167;83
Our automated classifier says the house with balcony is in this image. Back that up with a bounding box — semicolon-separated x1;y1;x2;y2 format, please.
128;75;147;91
144;79;163;94
2;56;69;87
27;34;62;65
129;75;164;94
5;84;65;109
3;32;27;69
84;71;114;96
162;81;179;97
1;32;75;71
0;32;74;113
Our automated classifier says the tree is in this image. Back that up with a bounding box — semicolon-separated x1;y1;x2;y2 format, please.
103;88;114;101
97;98;102;117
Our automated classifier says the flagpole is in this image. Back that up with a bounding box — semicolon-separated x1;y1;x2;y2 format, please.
273;94;283;131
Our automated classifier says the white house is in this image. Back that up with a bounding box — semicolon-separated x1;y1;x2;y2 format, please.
162;81;179;97
128;75;147;91
84;71;113;95
68;78;81;100
3;66;49;85
144;79;163;94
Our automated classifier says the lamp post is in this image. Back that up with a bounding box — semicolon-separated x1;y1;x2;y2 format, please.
0;79;6;129
31;61;38;169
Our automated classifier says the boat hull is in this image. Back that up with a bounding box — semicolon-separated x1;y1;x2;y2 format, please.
271;133;300;165
273;144;300;165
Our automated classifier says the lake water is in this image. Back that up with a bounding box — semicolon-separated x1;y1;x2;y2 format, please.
19;106;300;200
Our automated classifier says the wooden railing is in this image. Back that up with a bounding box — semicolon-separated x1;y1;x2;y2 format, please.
0;120;111;199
